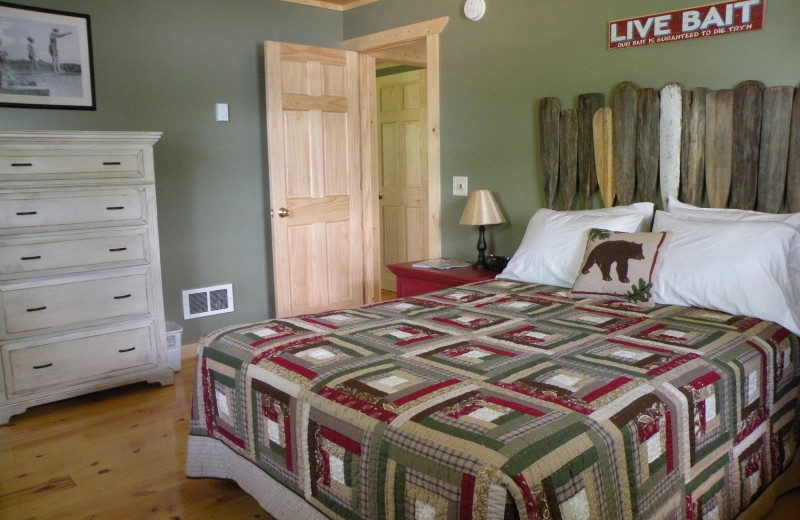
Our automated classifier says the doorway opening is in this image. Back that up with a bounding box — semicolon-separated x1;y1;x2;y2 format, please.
342;17;449;302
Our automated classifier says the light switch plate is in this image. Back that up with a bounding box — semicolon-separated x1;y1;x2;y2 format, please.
215;103;229;122
452;176;468;196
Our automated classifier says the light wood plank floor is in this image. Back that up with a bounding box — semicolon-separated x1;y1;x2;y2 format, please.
1;339;798;520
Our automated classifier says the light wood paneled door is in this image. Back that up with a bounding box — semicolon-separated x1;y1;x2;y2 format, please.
378;69;428;291
265;41;366;317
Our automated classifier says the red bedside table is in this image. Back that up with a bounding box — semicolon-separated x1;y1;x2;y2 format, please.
387;261;498;298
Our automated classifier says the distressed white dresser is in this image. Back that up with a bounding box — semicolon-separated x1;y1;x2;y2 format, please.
0;131;174;424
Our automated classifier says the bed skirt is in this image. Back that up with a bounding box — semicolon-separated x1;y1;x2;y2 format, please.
186;433;799;520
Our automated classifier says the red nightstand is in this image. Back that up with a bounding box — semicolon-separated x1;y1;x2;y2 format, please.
387;261;498;298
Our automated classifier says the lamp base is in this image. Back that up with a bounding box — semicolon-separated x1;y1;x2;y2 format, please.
473;224;487;269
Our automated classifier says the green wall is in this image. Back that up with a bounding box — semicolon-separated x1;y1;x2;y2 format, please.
0;0;343;342
345;0;800;262
1;0;797;342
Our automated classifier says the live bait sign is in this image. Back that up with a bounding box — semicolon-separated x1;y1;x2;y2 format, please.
608;0;765;49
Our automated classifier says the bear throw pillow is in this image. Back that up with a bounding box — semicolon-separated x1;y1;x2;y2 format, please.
571;229;670;306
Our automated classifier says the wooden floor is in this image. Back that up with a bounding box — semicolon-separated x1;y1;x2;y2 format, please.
1;335;798;519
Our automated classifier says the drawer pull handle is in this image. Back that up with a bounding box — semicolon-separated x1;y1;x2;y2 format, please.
113;294;132;300
102;161;122;166
16;211;37;216
106;206;125;211
27;306;47;312
108;247;127;252
33;363;53;369
11;162;33;167
118;347;136;353
21;255;42;261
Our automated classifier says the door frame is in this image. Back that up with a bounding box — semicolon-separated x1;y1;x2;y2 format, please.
342;17;449;303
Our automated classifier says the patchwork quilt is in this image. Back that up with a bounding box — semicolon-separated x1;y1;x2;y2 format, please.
188;280;800;520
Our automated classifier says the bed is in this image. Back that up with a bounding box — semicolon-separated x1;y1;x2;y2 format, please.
187;80;800;520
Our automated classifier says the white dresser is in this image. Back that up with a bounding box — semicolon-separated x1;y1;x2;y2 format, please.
0;131;174;424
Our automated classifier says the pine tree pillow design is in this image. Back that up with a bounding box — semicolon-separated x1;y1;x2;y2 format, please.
571;229;670;306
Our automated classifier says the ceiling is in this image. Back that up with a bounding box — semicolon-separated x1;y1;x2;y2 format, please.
278;0;381;11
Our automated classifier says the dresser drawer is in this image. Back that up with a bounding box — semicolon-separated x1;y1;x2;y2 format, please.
3;325;157;396
0;189;146;232
2;273;151;336
0;231;147;276
0;149;146;182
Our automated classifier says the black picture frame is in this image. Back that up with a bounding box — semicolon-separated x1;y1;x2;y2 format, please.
0;2;95;109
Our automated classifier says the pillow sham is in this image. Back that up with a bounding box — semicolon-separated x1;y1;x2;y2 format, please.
666;196;800;231
571;229;670;306
498;209;646;288
651;211;800;335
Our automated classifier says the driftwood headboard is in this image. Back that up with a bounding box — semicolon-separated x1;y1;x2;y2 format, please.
540;80;800;213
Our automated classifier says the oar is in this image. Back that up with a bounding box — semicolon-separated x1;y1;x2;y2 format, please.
757;86;794;213
593;106;615;207
635;87;659;202
659;82;683;209
705;89;733;208
540;97;561;208
613;82;637;205
681;88;707;206
788;86;800;213
559;109;578;210
731;80;764;209
577;93;604;208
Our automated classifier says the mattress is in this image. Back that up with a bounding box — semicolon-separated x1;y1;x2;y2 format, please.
187;280;800;519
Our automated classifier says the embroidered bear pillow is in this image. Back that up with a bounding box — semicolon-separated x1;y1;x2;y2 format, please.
571;229;670;305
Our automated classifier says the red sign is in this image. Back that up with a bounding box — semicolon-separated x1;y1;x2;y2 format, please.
608;0;766;49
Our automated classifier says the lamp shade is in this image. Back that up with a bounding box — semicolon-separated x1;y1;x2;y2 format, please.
459;190;507;226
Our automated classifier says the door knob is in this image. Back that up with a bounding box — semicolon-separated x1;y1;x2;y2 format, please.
276;207;291;218
379;192;383;199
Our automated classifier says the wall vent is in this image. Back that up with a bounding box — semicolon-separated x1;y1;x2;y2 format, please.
182;284;234;319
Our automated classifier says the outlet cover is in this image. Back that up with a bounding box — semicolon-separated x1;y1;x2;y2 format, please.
453;176;468;196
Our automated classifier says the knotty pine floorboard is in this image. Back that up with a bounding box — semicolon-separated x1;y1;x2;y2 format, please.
0;344;270;520
1;323;797;519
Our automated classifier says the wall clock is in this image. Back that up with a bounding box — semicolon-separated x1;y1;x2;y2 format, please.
464;0;486;21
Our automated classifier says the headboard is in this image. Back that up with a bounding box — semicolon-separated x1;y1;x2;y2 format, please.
540;80;800;213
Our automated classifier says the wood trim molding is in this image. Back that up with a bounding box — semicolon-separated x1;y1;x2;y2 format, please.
277;0;380;11
341;17;449;52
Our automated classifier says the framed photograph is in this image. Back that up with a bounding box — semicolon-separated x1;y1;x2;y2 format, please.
0;2;95;109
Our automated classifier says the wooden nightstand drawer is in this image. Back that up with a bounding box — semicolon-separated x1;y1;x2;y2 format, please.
387;261;498;298
0;230;148;276
3;325;157;396
1;272;151;337
0;189;146;232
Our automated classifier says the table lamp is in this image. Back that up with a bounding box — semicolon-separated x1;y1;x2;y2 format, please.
459;190;506;269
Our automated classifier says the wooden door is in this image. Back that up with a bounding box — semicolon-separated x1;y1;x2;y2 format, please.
378;69;428;291
265;41;365;317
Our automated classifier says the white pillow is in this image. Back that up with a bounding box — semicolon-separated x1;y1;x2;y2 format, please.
667;196;800;231
498;208;646;287
651;211;800;335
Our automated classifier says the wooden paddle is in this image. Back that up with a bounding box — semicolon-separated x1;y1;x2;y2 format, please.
577;93;604;207
788;86;800;213
757;86;794;213
593;106;615;207
681;88;707;206
613;82;637;205
731;80;764;210
705;89;734;208
540;97;561;209
559;109;578;210
659;82;683;209
635;88;659;202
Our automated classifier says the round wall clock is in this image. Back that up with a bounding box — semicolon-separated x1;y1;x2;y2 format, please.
464;0;486;21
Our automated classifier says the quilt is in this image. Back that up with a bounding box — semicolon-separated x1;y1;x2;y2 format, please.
188;279;800;520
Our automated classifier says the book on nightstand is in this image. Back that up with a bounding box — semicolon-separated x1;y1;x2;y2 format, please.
411;258;472;270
